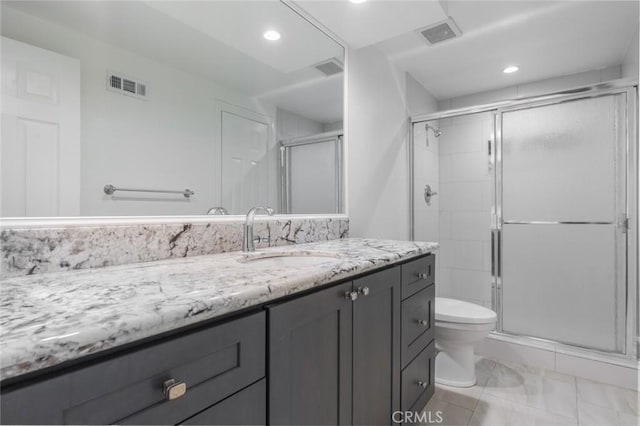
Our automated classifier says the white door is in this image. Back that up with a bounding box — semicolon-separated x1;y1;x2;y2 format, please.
1;37;81;217
220;110;269;215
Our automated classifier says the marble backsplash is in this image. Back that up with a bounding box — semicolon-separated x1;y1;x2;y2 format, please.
1;216;349;277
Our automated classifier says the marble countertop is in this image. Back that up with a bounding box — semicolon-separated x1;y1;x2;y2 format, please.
0;238;437;381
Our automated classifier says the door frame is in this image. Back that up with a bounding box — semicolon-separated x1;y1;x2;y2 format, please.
409;81;638;360
495;87;635;356
214;100;274;213
279;130;344;214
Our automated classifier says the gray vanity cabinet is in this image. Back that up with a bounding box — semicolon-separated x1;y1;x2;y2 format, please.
0;312;266;425
268;267;401;426
2;253;435;426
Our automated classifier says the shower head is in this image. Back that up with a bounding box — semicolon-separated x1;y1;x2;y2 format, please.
425;124;442;137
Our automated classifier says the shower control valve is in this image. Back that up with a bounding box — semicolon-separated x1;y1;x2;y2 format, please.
424;184;438;206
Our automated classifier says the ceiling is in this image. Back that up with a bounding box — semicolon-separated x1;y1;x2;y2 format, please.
2;1;344;122
259;73;343;123
143;1;341;74
298;0;639;100
293;0;447;49
379;1;639;99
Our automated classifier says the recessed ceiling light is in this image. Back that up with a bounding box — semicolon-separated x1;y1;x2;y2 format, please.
263;30;281;41
503;65;519;74
349;0;368;3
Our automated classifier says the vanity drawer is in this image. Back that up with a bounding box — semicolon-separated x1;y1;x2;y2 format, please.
401;284;435;368
401;340;435;412
1;311;266;425
401;254;435;300
180;379;266;425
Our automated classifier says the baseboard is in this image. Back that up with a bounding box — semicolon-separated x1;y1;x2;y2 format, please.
475;333;638;390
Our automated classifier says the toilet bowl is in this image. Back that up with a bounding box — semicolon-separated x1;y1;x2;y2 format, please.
434;297;497;388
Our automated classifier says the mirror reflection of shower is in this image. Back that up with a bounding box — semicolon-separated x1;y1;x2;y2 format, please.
425;123;442;147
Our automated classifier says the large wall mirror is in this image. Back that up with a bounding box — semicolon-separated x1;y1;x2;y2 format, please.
1;1;344;218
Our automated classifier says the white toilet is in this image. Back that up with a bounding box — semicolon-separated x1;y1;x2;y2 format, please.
434;297;497;387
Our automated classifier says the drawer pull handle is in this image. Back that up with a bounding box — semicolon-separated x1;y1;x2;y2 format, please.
345;291;358;301
417;272;429;280
163;379;187;401
417;381;428;389
358;286;370;296
417;319;428;327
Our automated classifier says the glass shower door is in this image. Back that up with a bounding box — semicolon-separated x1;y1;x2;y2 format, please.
499;93;627;353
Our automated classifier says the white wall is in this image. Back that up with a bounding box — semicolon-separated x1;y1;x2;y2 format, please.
406;72;438;116
438;66;622;111
622;28;639;80
323;121;344;133
346;46;437;239
276;108;324;142
2;7;278;216
346;45;407;239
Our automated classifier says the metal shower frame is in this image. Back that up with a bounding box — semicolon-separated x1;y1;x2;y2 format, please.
409;80;638;360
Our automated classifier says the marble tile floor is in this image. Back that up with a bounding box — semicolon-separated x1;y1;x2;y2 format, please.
420;357;638;426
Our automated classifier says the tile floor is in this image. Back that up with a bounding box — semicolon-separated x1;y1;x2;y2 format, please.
420;357;638;426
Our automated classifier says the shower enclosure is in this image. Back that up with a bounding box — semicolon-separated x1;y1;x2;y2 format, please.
410;82;638;360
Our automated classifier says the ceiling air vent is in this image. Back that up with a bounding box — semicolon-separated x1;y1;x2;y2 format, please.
418;17;462;45
314;58;344;76
107;72;147;100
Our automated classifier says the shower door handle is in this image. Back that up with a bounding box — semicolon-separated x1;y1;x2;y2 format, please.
424;184;438;206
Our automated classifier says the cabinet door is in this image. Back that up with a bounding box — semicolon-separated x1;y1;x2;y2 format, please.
352;267;401;426
1;312;265;425
268;282;353;425
180;379;266;425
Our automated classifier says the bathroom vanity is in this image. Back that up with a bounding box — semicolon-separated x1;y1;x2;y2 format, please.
0;239;436;425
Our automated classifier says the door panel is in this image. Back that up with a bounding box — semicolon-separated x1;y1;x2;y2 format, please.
502;95;625;223
268;282;352;425
220;111;268;214
502;224;623;351
352;267;400;425
499;93;627;352
286;137;339;214
1;37;80;216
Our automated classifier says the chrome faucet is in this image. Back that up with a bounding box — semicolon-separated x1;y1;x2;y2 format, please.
243;206;274;252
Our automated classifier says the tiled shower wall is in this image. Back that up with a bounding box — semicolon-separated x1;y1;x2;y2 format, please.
437;113;493;308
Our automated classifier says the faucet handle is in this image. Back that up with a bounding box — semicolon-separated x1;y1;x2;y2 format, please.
253;235;271;245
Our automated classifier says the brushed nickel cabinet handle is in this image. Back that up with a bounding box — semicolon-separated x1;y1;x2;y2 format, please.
417;319;428;327
358;286;370;296
418;272;429;280
163;379;187;401
417;381;428;389
345;291;358;301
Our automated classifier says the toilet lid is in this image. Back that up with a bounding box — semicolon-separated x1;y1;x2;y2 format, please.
435;297;497;324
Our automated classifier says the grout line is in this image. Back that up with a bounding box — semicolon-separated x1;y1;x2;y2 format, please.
575;378;580;426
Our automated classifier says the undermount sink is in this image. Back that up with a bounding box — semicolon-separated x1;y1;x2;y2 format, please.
239;252;343;268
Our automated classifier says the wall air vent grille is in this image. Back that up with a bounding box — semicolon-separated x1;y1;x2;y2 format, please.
314;58;344;76
107;72;147;100
122;79;136;93
419;17;462;45
110;75;122;90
